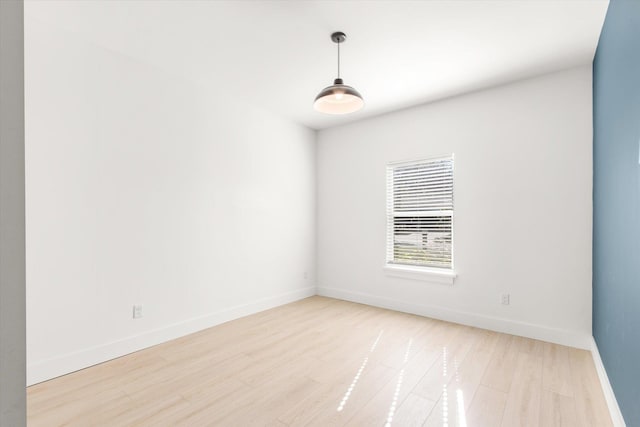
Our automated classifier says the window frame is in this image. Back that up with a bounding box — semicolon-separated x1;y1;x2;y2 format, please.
384;155;457;285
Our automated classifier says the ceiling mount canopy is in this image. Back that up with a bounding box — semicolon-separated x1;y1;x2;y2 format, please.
314;31;364;115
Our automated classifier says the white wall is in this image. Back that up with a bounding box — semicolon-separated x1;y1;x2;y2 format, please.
1;0;26;424
317;66;593;348
25;20;316;385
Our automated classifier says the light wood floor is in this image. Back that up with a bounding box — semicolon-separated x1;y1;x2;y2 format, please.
27;296;612;426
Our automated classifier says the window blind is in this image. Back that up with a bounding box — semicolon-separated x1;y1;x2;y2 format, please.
386;157;454;269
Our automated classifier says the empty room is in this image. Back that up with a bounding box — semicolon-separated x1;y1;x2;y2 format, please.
1;0;639;426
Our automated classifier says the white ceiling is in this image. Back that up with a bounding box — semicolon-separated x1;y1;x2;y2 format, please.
25;0;609;130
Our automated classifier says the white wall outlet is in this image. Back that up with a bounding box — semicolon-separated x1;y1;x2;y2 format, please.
501;294;510;305
304;271;308;280
133;304;143;319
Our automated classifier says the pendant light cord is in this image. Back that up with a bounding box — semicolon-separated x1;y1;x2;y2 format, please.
337;40;341;79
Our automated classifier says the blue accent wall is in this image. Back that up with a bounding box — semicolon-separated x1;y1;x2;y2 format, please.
593;0;640;425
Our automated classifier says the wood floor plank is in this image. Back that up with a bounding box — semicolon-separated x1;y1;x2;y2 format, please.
540;390;579;427
389;392;436;427
293;363;395;426
343;345;439;426
423;378;478;427
542;342;574;397
98;393;190;427
26;296;613;426
480;333;520;393
450;328;500;411
211;374;322;426
501;352;543;427
411;324;479;402
569;347;613;427
466;385;508;427
513;335;545;358
27;388;132;427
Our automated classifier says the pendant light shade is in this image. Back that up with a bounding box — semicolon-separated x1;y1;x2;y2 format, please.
314;78;364;114
314;32;364;114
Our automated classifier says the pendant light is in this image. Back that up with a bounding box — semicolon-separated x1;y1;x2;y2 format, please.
314;32;364;114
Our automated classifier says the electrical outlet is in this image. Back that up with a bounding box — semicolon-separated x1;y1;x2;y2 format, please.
304;271;308;280
133;304;143;319
501;294;510;305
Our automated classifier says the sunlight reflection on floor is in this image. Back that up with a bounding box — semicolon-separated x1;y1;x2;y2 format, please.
336;330;384;412
384;338;412;426
443;347;449;427
335;333;471;427
440;348;468;427
454;356;467;427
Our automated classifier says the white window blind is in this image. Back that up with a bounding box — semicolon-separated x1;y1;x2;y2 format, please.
386;157;454;269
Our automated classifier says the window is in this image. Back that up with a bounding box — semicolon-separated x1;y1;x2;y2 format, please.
386;156;454;279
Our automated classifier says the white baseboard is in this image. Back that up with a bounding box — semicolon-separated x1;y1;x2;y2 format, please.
27;286;315;386
317;286;592;350
591;337;626;427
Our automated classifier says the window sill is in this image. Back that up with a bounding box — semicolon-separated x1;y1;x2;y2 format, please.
383;264;457;285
